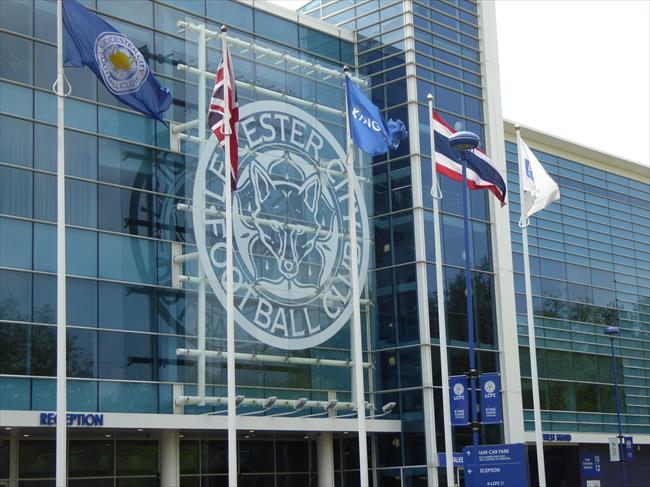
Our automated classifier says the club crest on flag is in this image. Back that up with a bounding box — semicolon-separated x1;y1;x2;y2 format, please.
194;101;370;350
95;32;149;95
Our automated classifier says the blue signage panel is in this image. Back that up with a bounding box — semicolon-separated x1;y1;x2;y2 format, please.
581;452;603;478
463;443;529;487
624;436;634;462
480;372;502;424
437;452;464;468
449;375;469;426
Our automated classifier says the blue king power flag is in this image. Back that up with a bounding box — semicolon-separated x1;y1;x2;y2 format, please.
345;75;407;156
62;0;171;122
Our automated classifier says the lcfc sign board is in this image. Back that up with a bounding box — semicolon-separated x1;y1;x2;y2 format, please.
449;375;469;426
480;372;502;424
194;101;370;350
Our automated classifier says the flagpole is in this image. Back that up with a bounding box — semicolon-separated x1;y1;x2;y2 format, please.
516;124;547;487
221;26;238;487
55;1;68;485
197;23;207;408
451;134;481;454
427;95;455;487
343;66;369;487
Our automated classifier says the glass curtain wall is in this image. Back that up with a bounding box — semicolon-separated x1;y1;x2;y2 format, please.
301;1;502;485
0;0;364;420
506;141;650;436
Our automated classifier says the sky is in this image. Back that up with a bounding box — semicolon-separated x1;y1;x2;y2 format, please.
268;0;650;165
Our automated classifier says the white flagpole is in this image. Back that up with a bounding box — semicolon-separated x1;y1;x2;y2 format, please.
197;24;207;408
55;1;68;485
221;26;238;487
516;124;547;487
343;67;369;487
427;95;455;487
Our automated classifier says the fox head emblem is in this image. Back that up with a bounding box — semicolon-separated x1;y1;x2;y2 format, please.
249;161;327;281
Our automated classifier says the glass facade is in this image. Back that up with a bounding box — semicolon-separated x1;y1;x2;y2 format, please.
506;140;650;436
301;1;504;485
0;0;361;416
1;1;649;486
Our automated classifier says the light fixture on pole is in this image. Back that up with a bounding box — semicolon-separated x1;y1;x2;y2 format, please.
448;130;482;453
239;396;278;416
302;399;339;418
206;395;246;416
604;326;628;487
269;397;310;417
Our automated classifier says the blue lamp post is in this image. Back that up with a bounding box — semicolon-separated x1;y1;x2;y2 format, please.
448;131;481;451
604;325;627;487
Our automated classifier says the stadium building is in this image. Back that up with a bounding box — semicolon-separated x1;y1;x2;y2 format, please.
0;0;648;486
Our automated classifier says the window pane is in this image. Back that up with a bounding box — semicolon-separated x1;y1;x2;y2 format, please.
99;233;157;284
68;379;98;411
99;381;158;413
0;0;33;35
0;81;33;118
0;217;32;270
19;440;55;478
0;166;32;218
67;277;98;326
67;228;98;277
115;440;158;476
68;328;97;378
66;130;98;179
0;269;31;321
98;185;153;237
0;323;28;374
98;282;155;332
98;331;153;380
34;173;56;222
98;138;153;190
33;223;56;273
33;274;56;324
69;440;113;477
0;33;32;83
207;1;254;31
67;180;97;228
254;11;298;46
0;116;33;167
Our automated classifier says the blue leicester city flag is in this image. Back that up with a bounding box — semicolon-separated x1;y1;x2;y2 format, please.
345;76;407;156
62;0;171;122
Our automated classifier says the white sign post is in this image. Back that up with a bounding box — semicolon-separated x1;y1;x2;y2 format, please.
609;437;621;461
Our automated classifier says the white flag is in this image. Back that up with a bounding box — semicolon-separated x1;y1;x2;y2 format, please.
519;138;560;224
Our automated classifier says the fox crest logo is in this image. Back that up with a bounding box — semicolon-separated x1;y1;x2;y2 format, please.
247;159;334;284
194;101;369;350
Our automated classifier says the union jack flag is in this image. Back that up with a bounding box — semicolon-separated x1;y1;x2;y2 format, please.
208;41;239;188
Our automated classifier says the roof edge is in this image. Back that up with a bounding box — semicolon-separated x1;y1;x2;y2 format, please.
504;120;649;183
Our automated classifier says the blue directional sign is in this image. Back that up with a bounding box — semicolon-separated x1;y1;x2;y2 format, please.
437;452;464;468
624;436;634;461
463;443;529;487
480;372;502;424
449;375;469;426
581;452;603;477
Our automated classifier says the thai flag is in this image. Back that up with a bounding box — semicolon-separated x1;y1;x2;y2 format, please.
432;111;507;204
209;41;239;188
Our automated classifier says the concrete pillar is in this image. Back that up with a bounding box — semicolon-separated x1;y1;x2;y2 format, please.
9;429;18;487
160;430;180;487
317;432;335;487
